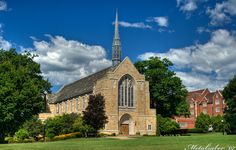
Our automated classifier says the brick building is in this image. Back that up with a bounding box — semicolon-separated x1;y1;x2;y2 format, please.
175;89;226;129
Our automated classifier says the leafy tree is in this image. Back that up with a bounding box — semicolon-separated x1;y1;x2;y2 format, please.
157;115;180;135
195;113;211;132
222;75;236;132
135;57;189;117
21;116;44;141
0;49;51;143
83;94;108;133
211;115;229;132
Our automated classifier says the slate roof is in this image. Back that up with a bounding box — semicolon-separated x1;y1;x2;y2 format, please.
49;66;114;104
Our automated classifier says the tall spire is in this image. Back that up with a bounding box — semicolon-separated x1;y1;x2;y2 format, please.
112;9;121;66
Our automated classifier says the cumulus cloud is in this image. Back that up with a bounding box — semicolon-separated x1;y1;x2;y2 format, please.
118;21;152;29
0;36;11;50
147;17;168;27
207;0;236;26
30;35;111;87
138;29;236;91
0;0;7;11
177;0;198;12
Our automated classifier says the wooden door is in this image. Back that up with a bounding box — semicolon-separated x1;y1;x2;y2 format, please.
120;124;129;135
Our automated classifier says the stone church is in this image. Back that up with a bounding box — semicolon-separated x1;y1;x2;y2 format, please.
39;12;156;135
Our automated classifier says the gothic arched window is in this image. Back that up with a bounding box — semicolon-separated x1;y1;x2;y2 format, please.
118;75;134;107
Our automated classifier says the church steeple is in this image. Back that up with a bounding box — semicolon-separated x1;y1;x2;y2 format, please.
112;10;121;66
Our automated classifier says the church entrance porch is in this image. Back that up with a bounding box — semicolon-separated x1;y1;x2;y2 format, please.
119;114;134;135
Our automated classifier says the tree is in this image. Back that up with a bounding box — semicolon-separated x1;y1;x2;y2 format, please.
211;115;229;132
195;113;211;132
0;49;51;143
222;75;236;132
135;57;189;117
83;94;108;133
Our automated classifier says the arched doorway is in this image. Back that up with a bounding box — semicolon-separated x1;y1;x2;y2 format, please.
119;114;134;135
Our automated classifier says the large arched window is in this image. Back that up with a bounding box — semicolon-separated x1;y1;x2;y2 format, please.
118;75;134;107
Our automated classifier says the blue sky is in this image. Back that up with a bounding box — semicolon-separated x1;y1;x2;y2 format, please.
0;0;236;92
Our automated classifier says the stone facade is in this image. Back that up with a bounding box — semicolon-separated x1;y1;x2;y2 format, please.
39;57;156;135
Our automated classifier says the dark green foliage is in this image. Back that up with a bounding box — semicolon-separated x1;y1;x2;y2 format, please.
222;75;236;132
45;113;79;138
0;49;51;143
187;128;204;133
135;57;189;117
83;94;108;132
211;115;229;132
21;116;44;140
157;115;180;135
195;113;211;132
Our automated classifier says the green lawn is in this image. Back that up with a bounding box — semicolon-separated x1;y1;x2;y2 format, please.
0;133;235;150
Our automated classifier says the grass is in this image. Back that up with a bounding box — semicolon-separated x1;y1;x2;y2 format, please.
0;133;235;150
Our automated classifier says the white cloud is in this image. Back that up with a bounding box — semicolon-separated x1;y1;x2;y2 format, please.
197;27;210;34
0;36;11;50
207;0;236;26
29;35;111;87
177;0;198;12
119;21;152;29
138;29;236;91
0;0;7;11
147;17;168;27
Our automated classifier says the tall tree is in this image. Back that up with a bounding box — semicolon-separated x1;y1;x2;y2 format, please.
0;49;51;143
135;57;189;117
83;94;108;133
222;75;236;132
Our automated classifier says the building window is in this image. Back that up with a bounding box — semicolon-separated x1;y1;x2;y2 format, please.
118;75;134;107
223;99;225;104
76;97;79;111
190;109;194;115
147;125;152;130
216;107;220;112
215;99;220;105
70;100;72;112
56;103;59;113
190;103;194;108
179;122;188;128
203;108;207;114
203;102;207;107
82;97;85;110
64;101;67;112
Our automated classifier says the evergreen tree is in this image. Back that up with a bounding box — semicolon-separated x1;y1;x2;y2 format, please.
83;94;108;133
222;75;236;132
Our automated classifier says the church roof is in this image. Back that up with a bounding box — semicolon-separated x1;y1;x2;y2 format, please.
49;66;115;103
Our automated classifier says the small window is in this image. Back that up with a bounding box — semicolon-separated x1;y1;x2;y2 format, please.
82;97;85;110
190;109;194;115
179;122;188;128
203;102;207;107
56;103;59;113
203;108;207;114
70;100;73;112
215;99;220;105
148;125;152;130
76;97;79;111
216;107;220;112
190;103;194;108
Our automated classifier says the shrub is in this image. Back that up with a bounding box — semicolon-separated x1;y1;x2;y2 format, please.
157;115;180;136
15;129;29;140
195;113;211;132
187;128;204;133
21;116;44;141
45;113;80;138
